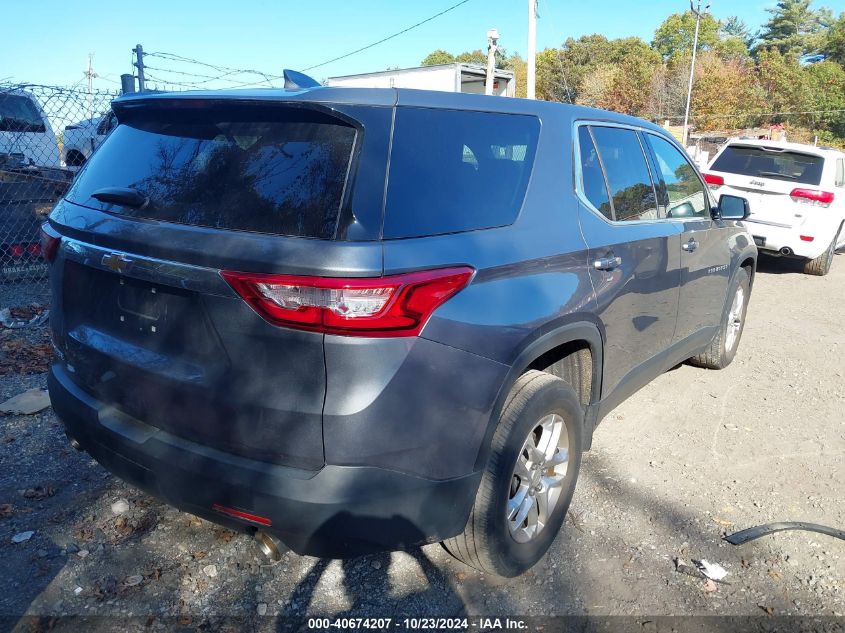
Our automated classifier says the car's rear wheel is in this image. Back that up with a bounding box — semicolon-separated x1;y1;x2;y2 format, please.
803;229;840;276
689;267;751;370
443;370;583;577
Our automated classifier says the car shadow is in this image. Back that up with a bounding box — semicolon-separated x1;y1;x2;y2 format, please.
754;253;811;275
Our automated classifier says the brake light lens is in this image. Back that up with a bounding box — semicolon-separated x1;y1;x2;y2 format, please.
39;223;61;263
211;503;272;526
790;188;834;207
703;173;724;186
9;244;24;258
222;266;475;337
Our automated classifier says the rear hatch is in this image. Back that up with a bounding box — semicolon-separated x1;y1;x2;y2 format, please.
51;94;389;470
707;143;826;228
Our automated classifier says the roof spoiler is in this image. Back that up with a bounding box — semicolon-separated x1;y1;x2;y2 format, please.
283;69;321;90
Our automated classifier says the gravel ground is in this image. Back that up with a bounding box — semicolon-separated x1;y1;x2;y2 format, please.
0;255;843;631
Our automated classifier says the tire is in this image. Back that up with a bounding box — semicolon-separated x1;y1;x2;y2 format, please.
65;150;86;168
443;370;583;577
803;230;839;276
689;267;751;370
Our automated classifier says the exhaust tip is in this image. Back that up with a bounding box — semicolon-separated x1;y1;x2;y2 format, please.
780;247;793;256
68;436;82;451
255;531;283;561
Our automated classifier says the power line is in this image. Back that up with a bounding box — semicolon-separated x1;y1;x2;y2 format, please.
666;108;845;120
300;0;473;72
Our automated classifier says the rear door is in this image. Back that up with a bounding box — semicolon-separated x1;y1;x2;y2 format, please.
51;98;390;470
575;123;681;397
644;133;731;342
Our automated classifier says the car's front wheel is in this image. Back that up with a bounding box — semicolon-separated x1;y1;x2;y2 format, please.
443;370;583;577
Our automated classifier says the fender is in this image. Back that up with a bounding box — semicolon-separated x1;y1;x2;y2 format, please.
472;320;605;471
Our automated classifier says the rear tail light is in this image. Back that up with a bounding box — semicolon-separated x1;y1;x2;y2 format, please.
9;244;24;258
40;223;61;263
27;243;42;257
211;503;272;526
703;173;724;187
800;235;815;242
790;188;834;207
222;266;475;337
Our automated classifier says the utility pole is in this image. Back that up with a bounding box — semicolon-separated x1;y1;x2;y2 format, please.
485;28;500;95
133;44;146;92
83;53;97;118
527;0;537;99
682;0;709;147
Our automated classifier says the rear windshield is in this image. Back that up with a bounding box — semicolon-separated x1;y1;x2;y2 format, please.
383;107;539;238
0;94;46;133
65;105;357;239
710;145;824;185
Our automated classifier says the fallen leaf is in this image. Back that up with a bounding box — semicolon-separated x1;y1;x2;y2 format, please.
702;579;718;593
768;569;783;581
713;517;735;526
0;504;14;518
759;605;774;616
191;550;207;560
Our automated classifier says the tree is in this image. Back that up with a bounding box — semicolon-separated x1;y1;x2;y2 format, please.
721;16;755;46
803;61;845;136
756;48;811;120
756;0;830;59
823;12;845;64
421;50;455;66
652;11;720;59
689;52;767;129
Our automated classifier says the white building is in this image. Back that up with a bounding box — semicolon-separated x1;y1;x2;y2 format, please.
326;63;516;97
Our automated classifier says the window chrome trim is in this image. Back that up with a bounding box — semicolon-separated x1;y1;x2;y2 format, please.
572;119;709;226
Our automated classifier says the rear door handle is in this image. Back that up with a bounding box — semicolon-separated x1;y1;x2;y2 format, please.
682;238;698;252
593;255;622;271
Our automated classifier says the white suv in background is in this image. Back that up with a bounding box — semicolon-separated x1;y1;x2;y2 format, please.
704;139;845;275
0;88;60;168
63;111;116;167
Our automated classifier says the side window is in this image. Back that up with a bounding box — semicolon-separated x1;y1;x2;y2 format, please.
590;126;659;222
646;134;709;218
578;126;612;220
836;158;845;188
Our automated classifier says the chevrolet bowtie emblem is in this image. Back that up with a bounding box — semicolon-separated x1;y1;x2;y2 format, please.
101;252;132;273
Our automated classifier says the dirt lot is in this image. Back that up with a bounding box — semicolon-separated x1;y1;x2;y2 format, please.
1;255;843;631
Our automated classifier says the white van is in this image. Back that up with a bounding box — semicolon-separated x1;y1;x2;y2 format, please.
704;139;845;275
0;89;60;169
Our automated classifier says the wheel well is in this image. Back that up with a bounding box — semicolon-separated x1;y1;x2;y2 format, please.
741;257;755;287
65;149;86;167
527;340;593;406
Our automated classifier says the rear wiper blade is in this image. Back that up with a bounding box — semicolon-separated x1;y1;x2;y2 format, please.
757;172;797;179
90;187;148;208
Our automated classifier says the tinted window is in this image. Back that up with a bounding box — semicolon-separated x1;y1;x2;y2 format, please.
578;127;612;220
383;108;539;238
647;134;708;218
590;127;658;222
710;145;824;186
0;94;46;133
66;106;357;239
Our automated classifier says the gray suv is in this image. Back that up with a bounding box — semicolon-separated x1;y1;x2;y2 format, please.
44;87;757;577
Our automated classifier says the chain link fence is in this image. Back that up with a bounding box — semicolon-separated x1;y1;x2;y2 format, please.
0;84;119;284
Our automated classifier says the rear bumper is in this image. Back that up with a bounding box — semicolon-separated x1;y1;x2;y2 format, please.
49;364;481;557
745;219;837;259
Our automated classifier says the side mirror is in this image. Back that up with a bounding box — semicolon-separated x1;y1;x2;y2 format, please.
668;201;695;218
717;194;750;220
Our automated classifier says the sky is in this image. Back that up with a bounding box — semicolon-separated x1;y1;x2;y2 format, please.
3;0;845;91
